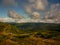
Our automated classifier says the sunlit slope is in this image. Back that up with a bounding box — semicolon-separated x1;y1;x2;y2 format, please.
0;22;21;34
0;22;60;45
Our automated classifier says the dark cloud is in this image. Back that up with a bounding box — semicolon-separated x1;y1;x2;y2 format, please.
8;9;24;19
3;0;18;7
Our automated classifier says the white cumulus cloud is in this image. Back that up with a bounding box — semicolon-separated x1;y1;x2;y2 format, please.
31;12;40;19
23;0;48;19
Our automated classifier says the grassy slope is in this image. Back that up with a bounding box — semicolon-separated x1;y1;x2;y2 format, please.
0;22;60;45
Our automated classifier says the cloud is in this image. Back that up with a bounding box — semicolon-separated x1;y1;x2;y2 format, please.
23;0;48;19
28;0;48;11
30;0;48;11
8;9;24;19
31;12;40;19
0;18;15;22
44;3;60;21
24;5;32;14
50;3;60;18
0;18;57;23
3;0;17;7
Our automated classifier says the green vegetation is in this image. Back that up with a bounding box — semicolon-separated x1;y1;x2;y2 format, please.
9;23;60;33
0;22;60;45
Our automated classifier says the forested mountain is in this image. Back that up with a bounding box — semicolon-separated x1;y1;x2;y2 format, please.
10;23;60;32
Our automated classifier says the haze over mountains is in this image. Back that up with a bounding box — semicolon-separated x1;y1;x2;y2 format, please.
0;18;60;23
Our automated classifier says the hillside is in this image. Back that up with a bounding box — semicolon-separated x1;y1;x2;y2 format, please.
10;23;60;31
0;22;60;45
0;22;21;34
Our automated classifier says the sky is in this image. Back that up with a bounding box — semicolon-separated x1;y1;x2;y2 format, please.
0;0;60;19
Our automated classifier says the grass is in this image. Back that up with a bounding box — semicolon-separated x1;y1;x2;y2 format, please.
0;22;60;45
0;31;60;45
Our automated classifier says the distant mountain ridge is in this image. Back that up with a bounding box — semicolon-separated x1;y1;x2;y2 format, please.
0;21;60;32
9;22;60;32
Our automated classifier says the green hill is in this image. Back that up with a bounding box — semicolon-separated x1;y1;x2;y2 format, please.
0;22;60;45
0;22;22;34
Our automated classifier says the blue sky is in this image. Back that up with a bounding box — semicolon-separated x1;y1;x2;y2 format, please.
0;0;60;19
